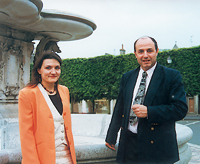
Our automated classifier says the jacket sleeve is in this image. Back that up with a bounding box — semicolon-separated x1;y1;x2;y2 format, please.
18;89;40;164
105;75;124;145
147;71;188;123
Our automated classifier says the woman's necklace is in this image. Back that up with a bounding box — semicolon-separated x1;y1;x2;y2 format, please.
41;83;56;94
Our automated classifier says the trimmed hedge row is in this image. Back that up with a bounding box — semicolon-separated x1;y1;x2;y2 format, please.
59;46;200;104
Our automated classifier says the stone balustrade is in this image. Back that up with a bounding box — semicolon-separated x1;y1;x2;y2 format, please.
0;114;193;164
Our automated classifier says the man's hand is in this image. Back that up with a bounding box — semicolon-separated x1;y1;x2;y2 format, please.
132;104;148;118
105;142;115;151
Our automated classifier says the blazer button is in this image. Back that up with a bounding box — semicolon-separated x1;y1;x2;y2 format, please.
122;115;124;118
151;141;154;144
151;127;154;130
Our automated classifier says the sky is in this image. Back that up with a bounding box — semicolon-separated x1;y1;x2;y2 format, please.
39;0;200;59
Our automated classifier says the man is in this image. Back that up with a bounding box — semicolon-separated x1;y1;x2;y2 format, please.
105;36;188;164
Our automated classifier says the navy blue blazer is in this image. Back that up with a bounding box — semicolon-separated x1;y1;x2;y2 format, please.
106;63;188;163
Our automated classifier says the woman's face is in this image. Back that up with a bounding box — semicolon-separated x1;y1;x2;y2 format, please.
37;59;61;86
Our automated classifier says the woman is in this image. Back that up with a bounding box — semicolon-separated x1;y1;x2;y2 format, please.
18;51;76;164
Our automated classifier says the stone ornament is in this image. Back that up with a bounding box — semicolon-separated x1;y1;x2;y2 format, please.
34;37;61;64
0;61;4;82
0;36;33;98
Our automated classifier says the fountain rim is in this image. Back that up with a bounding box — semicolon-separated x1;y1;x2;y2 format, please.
41;9;97;31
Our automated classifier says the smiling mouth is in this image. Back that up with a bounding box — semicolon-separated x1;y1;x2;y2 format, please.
143;60;150;63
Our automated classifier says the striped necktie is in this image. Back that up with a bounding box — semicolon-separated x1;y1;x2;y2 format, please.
129;71;147;125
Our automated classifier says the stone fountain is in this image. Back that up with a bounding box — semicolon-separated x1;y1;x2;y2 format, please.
0;0;96;151
0;0;96;121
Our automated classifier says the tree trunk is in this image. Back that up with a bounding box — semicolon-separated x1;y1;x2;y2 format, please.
71;96;74;113
108;99;111;114
92;100;95;114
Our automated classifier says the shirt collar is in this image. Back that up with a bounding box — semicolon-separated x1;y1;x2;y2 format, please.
140;62;157;78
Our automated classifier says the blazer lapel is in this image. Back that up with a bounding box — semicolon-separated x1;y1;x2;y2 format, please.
144;63;164;106
125;67;140;117
38;83;59;118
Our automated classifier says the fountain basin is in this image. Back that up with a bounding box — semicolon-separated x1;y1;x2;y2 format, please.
0;114;193;164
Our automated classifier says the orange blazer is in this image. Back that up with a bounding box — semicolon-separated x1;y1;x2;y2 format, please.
18;84;77;164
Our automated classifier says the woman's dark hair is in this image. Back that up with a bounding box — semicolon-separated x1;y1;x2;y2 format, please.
27;51;62;87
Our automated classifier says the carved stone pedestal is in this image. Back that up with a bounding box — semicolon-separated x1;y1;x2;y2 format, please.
0;27;34;119
0;26;34;149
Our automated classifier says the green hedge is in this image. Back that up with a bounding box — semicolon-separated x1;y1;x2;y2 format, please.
31;46;200;103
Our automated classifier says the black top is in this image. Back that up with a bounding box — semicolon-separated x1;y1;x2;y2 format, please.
49;91;63;115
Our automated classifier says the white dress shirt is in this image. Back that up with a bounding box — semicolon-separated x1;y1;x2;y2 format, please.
128;63;157;133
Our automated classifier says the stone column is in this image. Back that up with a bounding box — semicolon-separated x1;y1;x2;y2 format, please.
194;95;199;115
0;25;35;149
81;100;88;113
0;24;34;119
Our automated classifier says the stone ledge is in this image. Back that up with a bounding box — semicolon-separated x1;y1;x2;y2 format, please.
0;148;21;164
75;144;117;164
0;114;193;164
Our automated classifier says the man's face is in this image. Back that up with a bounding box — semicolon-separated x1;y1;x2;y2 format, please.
134;37;158;71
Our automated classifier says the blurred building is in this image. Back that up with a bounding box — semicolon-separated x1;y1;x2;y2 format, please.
120;44;126;55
